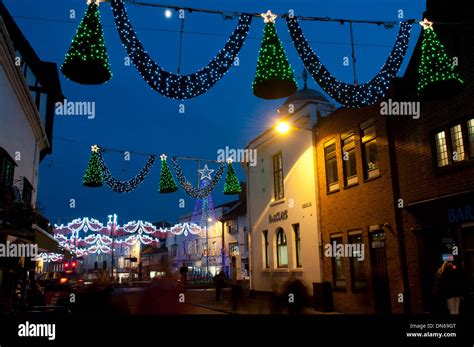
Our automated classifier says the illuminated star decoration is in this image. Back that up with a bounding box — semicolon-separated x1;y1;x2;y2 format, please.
160;154;167;161
261;10;277;24
198;165;214;181
91;144;100;153
419;18;433;30
227;158;233;164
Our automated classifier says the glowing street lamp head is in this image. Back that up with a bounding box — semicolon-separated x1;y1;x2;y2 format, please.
276;121;290;134
207;217;213;222
165;9;173;18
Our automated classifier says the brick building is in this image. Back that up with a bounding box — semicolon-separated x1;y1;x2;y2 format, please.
314;0;474;314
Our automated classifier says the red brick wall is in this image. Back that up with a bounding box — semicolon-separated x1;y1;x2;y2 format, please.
315;107;405;314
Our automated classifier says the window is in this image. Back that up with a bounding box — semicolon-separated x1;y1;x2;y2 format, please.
229;242;239;256
361;125;379;179
171;244;178;258
212;241;217;256
435;131;449;167
22;177;33;205
331;235;346;288
276;228;288;268
468;119;474;158
273;152;284;200
348;233;366;289
293;224;302;268
324;141;339;192
0;150;15;187
342;134;357;186
228;219;238;234
450;124;465;162
263;230;269;269
194;239;198;255
186;240;191;255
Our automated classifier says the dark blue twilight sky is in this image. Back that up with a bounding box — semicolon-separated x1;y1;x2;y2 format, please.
4;0;425;226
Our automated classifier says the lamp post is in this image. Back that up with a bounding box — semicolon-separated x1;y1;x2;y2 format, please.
206;217;212;277
109;214;117;280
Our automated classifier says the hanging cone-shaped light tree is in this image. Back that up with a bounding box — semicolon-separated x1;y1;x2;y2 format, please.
223;160;242;195
61;0;112;85
253;10;297;99
83;145;104;187
159;154;178;193
417;19;463;99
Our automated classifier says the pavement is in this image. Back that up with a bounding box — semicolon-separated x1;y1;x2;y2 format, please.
183;288;337;314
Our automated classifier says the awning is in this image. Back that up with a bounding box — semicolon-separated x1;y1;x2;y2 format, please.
32;224;59;253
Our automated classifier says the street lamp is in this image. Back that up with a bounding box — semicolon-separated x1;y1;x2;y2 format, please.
276;121;291;134
164;9;173;18
206;217;212;277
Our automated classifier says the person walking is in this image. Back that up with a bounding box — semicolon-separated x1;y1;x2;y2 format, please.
438;261;465;314
214;270;226;302
179;263;188;288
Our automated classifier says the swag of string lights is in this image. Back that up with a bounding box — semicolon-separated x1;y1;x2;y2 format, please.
104;1;419;105
37;217;207;260
286;17;414;108
111;0;253;100
99;152;157;193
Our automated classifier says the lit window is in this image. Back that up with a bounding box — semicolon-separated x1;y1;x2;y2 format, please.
331;235;346;288
361;125;379;179
324;141;339;192
229;242;239;256
272;153;284;200
293;224;302;268
263;230;269;269
212;241;217;256
342;135;358;186
194;239;198;255
435;131;449;167
349;233;366;289
276;228;288;268
450;124;465;162
468;119;474;158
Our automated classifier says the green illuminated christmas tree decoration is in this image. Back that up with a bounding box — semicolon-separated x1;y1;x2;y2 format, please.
417;19;463;99
253;10;297;99
223;160;242;195
61;1;112;85
83;145;104;187
159;154;178;193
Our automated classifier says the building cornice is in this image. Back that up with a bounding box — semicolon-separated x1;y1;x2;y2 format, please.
0;17;50;151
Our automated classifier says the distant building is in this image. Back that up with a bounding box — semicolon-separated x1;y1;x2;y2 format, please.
0;2;63;307
245;84;334;297
218;185;248;279
168;201;236;277
313;0;474;314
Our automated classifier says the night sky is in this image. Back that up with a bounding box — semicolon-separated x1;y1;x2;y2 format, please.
4;0;425;226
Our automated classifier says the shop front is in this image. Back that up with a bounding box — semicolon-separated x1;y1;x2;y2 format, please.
407;191;474;313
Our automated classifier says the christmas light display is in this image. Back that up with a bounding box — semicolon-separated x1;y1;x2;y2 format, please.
171;158;225;198
286;17;413;108
37;253;64;263
417;19;463;99
223;159;242;195
192;177;217;228
99;152;157;193
54;217;108;235
159;154;178;193
110;0;252;99
83;145;104;187
253;11;297;99
61;1;112;84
